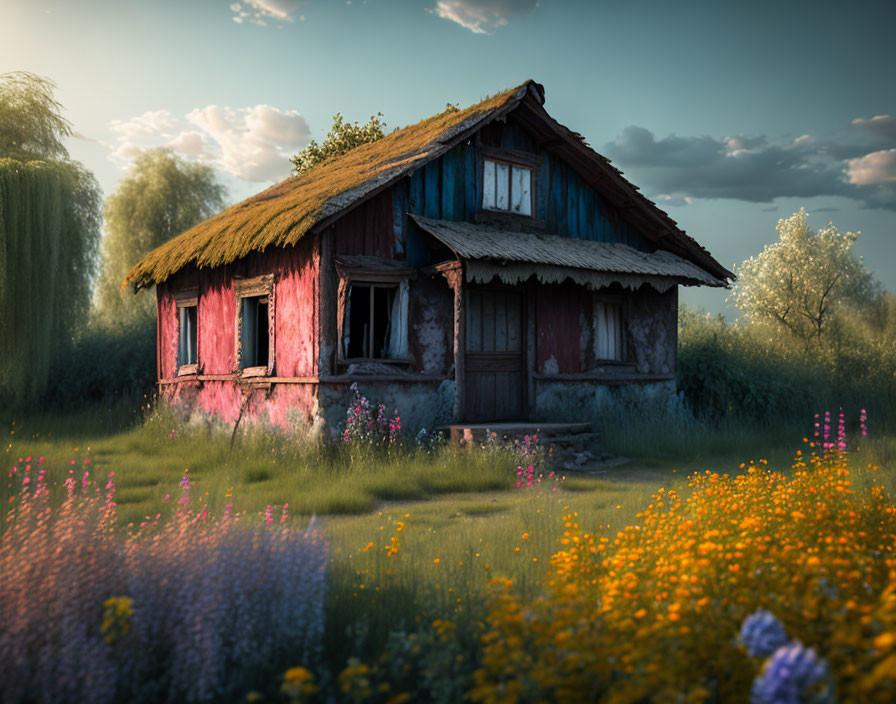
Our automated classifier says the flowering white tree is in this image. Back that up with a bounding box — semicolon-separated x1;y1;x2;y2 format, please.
731;208;878;346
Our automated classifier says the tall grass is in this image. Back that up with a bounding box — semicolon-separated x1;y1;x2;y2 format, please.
3;402;527;526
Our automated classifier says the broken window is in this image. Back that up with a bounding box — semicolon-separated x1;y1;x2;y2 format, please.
593;300;623;362
174;288;199;375
482;158;533;216
240;295;270;369
342;280;409;360
177;304;198;368
235;274;274;375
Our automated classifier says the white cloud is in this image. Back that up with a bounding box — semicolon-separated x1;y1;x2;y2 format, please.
108;110;178;139
166;131;207;156
109;140;146;163
230;0;306;26
107;104;310;183
428;0;538;34
851;115;896;142
603;116;896;210
186;104;311;181
845;148;896;186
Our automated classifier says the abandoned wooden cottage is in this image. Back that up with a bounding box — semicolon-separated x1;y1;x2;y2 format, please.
126;80;733;435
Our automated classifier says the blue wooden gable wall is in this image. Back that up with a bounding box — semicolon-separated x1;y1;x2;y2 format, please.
394;117;655;266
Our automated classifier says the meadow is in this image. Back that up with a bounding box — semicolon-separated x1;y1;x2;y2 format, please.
3;395;895;703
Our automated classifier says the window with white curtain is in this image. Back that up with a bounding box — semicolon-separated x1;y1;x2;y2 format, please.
342;280;409;360
593;300;623;362
482;158;533;216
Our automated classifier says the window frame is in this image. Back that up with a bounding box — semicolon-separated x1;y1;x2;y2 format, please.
234;274;275;378
174;287;199;376
341;281;401;362
480;146;541;218
334;259;414;368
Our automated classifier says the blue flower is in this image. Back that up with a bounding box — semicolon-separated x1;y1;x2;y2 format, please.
751;642;830;704
741;609;790;659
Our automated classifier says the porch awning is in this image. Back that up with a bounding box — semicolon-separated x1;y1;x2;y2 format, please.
410;214;728;292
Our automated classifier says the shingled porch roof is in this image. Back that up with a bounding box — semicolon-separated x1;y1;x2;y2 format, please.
412;215;726;292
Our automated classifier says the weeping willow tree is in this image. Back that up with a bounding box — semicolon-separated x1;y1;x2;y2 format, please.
0;72;102;404
94;149;226;327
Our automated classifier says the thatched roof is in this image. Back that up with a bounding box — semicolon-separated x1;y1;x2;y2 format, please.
125;83;536;291
126;79;732;291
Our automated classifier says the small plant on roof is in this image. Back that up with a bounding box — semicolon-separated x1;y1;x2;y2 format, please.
290;112;387;176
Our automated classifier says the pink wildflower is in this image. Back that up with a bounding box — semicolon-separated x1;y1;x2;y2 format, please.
264;505;273;525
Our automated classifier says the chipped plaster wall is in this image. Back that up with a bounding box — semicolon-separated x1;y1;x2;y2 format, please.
625;285;677;376
534;379;677;423
411;274;453;375
317;381;450;437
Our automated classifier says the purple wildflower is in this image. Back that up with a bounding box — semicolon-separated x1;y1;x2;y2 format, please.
740;609;790;659
750;642;830;704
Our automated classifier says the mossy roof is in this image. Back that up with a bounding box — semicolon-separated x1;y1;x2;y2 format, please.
125;82;536;290
126;79;732;290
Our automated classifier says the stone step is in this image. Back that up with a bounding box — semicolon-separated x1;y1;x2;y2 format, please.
446;421;591;445
546;432;602;448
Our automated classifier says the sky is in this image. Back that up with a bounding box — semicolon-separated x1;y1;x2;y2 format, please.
3;0;894;314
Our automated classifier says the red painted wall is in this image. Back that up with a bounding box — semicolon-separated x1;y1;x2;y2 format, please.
156;236;319;426
535;281;587;374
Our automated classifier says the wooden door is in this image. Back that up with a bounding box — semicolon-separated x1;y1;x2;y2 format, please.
464;289;525;421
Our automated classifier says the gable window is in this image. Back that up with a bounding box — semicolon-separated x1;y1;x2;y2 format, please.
593;299;624;362
482;158;533;216
175;288;198;375
235;275;274;376
342;281;409;360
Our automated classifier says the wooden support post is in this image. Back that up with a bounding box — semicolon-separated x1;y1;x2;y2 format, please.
443;263;465;422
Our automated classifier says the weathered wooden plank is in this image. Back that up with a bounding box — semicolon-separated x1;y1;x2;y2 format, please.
536;157;548;220
464;144;478;220
466;290;482;352
409;169;423;215
579;175;590;240
424;160;440;219
501;121;535;152
507;297;521;352
495;293;508;351
441;150;456;220
567;166;579;238
482;292;496;352
454;148;465;221
392;183;406;257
